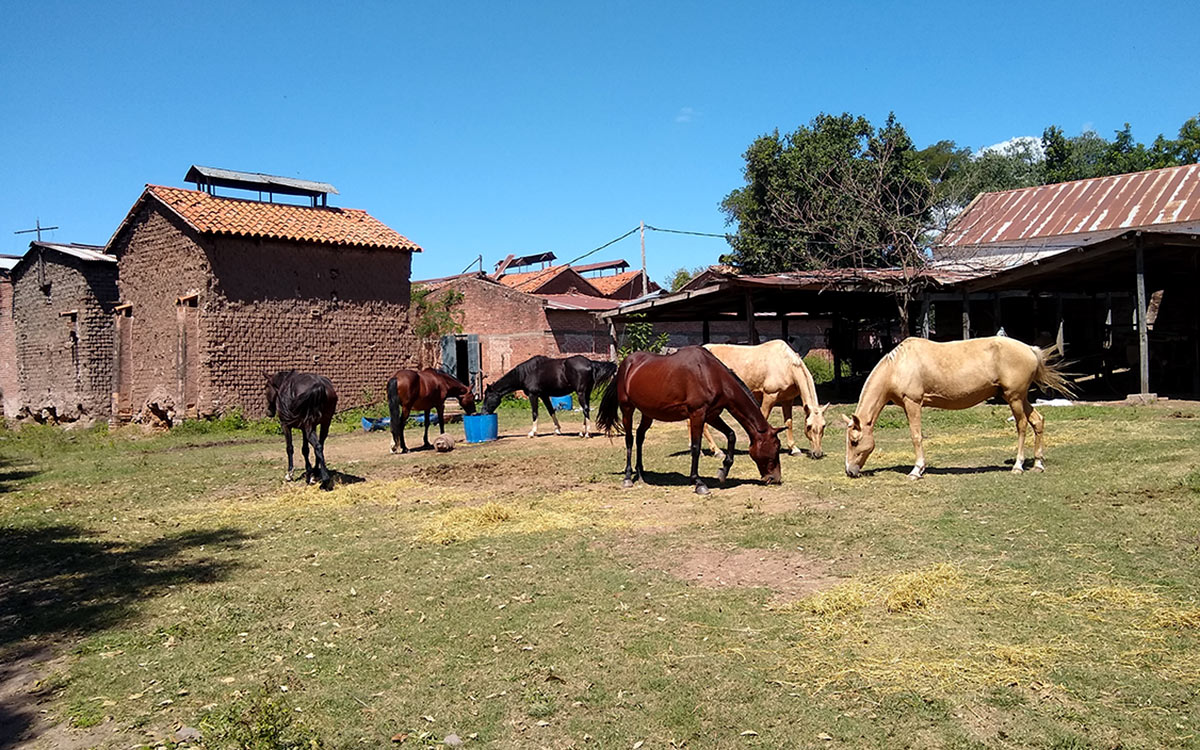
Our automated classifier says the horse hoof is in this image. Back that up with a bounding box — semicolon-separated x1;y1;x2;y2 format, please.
714;452;726;462
527;432;537;439
285;472;294;482
790;447;803;456
716;470;728;485
622;479;634;489
1011;465;1025;475
1032;462;1045;473
694;484;710;496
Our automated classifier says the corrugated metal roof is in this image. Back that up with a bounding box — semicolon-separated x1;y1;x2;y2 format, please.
0;254;22;272
33;242;116;264
185;165;339;196
941;163;1200;247
539;292;621;311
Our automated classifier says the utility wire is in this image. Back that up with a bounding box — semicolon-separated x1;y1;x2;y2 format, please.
562;226;640;266
644;224;730;239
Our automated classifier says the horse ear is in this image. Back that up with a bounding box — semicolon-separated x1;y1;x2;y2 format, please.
841;414;854;427
772;426;787;437
820;403;831;414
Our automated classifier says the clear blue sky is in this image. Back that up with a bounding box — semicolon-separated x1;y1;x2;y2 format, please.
3;1;1197;284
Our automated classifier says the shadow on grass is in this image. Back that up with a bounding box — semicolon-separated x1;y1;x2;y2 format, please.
864;463;1012;476
0;524;250;650
0;455;40;494
614;469;767;490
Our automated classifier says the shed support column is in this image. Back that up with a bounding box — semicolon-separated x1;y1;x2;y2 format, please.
920;295;931;338
961;292;971;340
781;315;789;345
1135;238;1150;395
1055;294;1065;354
744;293;758;345
607;319;618;360
702;319;710;344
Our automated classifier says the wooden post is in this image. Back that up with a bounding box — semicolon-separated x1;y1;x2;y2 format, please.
961;292;971;340
1055;294;1065;354
639;221;647;297
607;318;618;360
744;293;758;344
701;319;710;344
920;295;931;338
781;314;789;345
1135;237;1150;395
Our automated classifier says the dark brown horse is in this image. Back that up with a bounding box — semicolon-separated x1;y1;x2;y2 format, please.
387;368;476;453
595;347;784;495
265;370;338;488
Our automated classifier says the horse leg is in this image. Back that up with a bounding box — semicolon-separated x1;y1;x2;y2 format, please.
578;390;589;438
284;427;295;481
635;414;653;483
707;414;736;485
622;405;636;488
307;426;330;488
1029;405;1046;472
301;428;313;484
436;404;446;436
389;409;403;454
1007;395;1031;473
903;398;926;479
529;395;539;438
702;424;725;461
397;406;412;453
542;395;562;435
423;409;432;448
318;419;332;486
689;411;710;495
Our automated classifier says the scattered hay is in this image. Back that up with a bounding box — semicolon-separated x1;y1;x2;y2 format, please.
1070;584;1162;609
1152;606;1200;630
417;499;599;544
884;563;963;612
802;581;870;617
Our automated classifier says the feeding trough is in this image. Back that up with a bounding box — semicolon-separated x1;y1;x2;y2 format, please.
463;413;499;443
361;416;391;432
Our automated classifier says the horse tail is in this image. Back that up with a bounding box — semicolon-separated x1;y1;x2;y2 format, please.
592;360;618;387
387;375;401;426
595;374;622;435
1033;345;1075;398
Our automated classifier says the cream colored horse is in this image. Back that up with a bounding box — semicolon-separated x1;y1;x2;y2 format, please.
843;337;1072;479
701;340;829;458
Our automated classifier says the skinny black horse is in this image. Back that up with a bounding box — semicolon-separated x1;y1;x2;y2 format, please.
265;370;338;488
481;355;617;437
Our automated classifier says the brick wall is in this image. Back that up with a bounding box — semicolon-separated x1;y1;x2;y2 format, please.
11;252;118;424
0;274;17;418
111;200;420;421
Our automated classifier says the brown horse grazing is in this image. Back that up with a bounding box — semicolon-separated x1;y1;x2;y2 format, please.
265;370;338;488
843;336;1073;479
595;347;784;495
387;368;476;453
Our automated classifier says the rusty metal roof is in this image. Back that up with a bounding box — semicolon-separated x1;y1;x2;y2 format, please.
941;163;1200;248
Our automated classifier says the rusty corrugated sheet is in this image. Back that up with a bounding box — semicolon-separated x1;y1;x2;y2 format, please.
942;163;1200;247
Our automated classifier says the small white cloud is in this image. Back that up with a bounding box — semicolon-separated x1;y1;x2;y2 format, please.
674;107;697;124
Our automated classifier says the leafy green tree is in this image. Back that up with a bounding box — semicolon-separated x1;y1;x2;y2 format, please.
411;286;465;339
665;266;705;292
617;314;669;360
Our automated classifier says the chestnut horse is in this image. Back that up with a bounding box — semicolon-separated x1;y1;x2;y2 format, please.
701;340;829;458
844;336;1073;479
596;347;784;495
481;355;617;438
387;368;476;453
265;370;338;488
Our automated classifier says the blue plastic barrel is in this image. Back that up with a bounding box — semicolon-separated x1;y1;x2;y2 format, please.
463;414;499;443
549;395;573;411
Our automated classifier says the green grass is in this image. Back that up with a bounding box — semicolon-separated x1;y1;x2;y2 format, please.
2;403;1199;748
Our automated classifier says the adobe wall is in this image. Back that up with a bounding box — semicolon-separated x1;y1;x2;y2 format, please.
547;310;611;357
11;254;118;424
0;274;17;419
203;237;419;417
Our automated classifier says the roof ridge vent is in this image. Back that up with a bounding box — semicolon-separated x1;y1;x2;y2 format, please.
184;165;339;207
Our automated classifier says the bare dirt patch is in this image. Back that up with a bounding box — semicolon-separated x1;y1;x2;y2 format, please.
0;648;115;750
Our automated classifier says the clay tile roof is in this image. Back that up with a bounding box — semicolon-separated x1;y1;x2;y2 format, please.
497;265;569;292
145;185;421;252
942;163;1200;248
587;269;646;295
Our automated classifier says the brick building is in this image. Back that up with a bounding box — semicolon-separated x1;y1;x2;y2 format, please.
0;255;21;419
419;274;617;389
9;243;119;424
105;169;423;422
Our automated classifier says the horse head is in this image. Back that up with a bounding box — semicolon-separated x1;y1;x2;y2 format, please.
842;413;875;477
459;388;477;415
480;387;502;415
749;426;786;485
803;403;830;459
264;371;281;418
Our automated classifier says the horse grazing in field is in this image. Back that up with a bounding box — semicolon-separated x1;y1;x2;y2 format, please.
843;336;1073;479
387;368;476;454
265;370;338;488
701;340;829;458
481;355;617;437
596;347;784;495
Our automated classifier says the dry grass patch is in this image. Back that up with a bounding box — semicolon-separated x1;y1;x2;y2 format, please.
417;492;621;544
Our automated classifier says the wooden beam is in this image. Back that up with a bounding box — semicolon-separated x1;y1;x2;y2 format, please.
961;292;971;340
744;293;758;344
1135;237;1150;394
920;296;931;338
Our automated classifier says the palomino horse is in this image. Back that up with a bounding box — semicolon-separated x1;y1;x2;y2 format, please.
481;355;617;437
265;370;338;488
700;340;829;458
386;368;476;453
843;337;1072;479
596;347;784;495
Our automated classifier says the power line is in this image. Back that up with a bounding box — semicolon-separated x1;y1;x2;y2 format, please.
562;226;641;266
644;224;729;239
